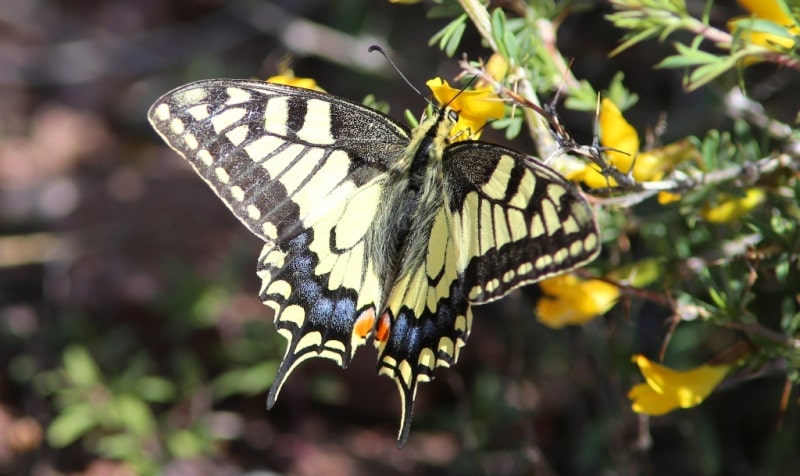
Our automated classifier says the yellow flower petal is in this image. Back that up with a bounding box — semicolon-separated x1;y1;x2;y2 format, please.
536;274;619;329
580;101;699;189
600;98;640;159
426;78;504;140
628;383;680;416
475;53;509;88
580;98;639;188
629;355;732;415
639;139;700;182
737;0;792;23
389;0;421;3
700;188;765;223
729;0;799;54
657;191;682;205
267;74;325;92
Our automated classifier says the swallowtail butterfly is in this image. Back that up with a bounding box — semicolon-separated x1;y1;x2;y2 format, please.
148;79;600;446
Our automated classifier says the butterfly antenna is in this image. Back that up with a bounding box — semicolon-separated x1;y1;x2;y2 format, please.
368;45;426;100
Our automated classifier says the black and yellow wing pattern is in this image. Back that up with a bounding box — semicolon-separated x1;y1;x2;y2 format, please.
148;79;600;446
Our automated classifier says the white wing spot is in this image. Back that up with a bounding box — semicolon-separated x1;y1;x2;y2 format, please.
516;262;533;276
215;167;230;184
296;328;325;352
482;154;514;200
493;204;511;247
187;104;209;120
468;286;482;301
226;87;252;104
529;214;545;238
245;135;284;163
418;348;435;370
455;314;468;332
262;248;285;267
197;149;213;166
535;255;552;269
507;208;527;240
211;107;247;134
562;215;580;234
266;280;291;300
262;222;278;240
584;233;598;252
170;118;185;135
541;199;561;236
265;96;289;136
510;169;535;208
247;204;262;221
570;240;583;257
154;103;170;121
553;248;569;264
280;305;308;328
230;185;245;202
226;124;249;146
298;99;335;145
183;133;198;150
178;87;208;105
546;183;566;204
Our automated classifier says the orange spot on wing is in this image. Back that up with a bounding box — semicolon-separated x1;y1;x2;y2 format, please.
375;312;391;343
354;308;376;339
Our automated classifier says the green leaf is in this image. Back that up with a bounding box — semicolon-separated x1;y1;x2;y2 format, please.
403;109;420;129
63;346;101;388
686;56;739;89
658;43;721;68
137;376;176;403
47;404;97;447
444;21;466;57
212;361;277;399
95;433;143;459
167;429;206;458
730;18;795;39
777;0;800;26
606;72;639;109
564;79;600;111
429;14;467;56
112;394;155;436
491;8;509;57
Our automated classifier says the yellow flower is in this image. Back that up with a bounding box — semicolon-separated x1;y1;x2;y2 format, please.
426;78;505;140
535;274;620;329
628;355;732;415
729;0;799;52
572;99;696;189
700;188;765;223
475;53;509;89
267;73;325;92
657;190;683;205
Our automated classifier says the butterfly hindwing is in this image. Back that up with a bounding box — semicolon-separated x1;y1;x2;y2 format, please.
443;142;600;303
258;176;388;403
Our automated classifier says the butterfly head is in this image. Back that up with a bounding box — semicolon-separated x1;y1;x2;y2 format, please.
425;77;504;141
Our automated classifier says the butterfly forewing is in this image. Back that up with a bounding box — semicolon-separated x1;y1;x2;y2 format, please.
148;80;408;242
